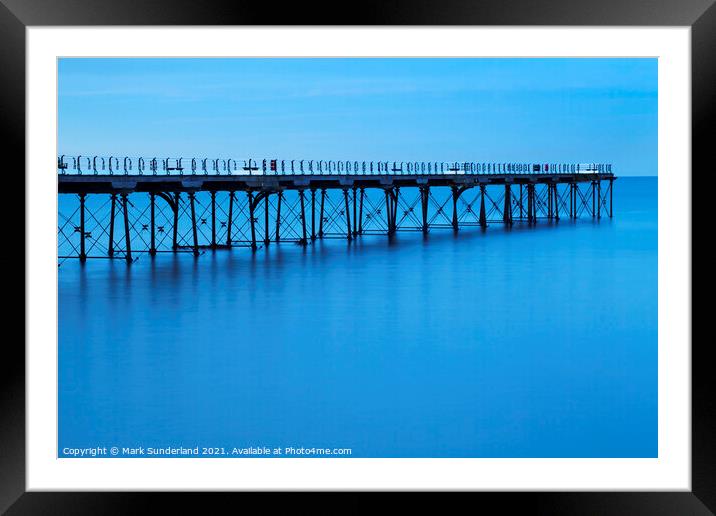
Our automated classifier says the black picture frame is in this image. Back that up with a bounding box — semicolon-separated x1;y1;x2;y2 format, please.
4;0;708;512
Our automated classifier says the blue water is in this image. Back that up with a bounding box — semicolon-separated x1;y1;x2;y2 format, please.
58;177;657;458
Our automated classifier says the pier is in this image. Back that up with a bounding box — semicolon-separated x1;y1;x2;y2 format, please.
57;156;615;263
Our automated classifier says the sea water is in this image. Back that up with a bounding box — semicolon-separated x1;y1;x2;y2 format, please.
58;176;657;458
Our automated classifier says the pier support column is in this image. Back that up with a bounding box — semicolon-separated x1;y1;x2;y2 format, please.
519;184;524;220
121;192;132;263
264;193;271;246
210;191;217;249
592;181;597;218
609;179;614;218
358;188;364;235
451;185;459;231
310;188;316;241
384;188;392;235
226;191;234;246
393;187;400;232
343;188;352;241
189;192;199;256
172;192;180;251
547;184;553;219
299;189;308;245
79;193;86;262
420;186;430;233
149;192;156;256
247;191;257;251
570;183;576;219
597;181;602;219
275;191;282;242
479;185;487;228
554;184;560;221
318;189;326;238
527;184;534;224
352;186;358;235
503;184;512;225
108;193;116;257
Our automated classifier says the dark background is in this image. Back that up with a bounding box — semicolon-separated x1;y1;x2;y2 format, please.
2;0;709;513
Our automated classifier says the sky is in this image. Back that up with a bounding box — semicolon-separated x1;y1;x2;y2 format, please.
58;58;657;176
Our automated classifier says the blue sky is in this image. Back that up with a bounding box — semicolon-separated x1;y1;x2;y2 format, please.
58;58;657;176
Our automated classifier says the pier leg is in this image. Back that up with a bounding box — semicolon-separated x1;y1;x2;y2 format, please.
597;181;602;219
189;192;199;256
609;179;613;218
226;191;234;246
527;185;533;223
554;184;560;221
527;186;532;222
275;191;282;242
121;192;132;263
519;184;524;220
548;184;553;219
310;189;316;241
451;185;459;231
358;188;364;235
479;185;487;228
79;193;86;262
108;193;116;257
247;191;257;250
352;186;358;235
574;183;578;219
570;183;575;219
264;193;270;246
172;192;180;251
592;181;596;218
318;189;325;238
211;191;217;249
420;186;430;233
391;189;397;233
384;189;392;235
503;184;512;225
299;189;308;245
393;187;400;232
150;192;156;256
343;188;352;241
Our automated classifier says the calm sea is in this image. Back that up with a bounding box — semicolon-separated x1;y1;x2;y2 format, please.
58;176;657;458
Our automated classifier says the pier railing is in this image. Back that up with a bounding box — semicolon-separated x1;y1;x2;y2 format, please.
57;156;612;176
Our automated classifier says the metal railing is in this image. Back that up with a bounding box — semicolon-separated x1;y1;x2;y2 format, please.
57;156;613;176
